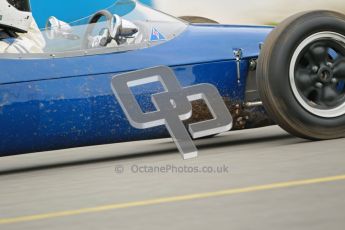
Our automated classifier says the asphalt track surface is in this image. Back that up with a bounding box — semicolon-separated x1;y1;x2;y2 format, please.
0;126;344;229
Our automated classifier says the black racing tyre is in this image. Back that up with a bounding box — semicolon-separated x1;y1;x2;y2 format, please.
179;16;219;24
257;11;345;140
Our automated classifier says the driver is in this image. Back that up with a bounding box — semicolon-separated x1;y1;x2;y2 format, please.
0;0;45;53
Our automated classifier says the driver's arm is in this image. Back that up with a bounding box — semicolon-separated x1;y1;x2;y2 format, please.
2;20;46;54
23;20;46;52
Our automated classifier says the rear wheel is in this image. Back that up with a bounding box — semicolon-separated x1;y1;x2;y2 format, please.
257;11;345;140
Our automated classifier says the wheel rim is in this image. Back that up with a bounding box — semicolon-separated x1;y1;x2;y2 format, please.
290;32;345;118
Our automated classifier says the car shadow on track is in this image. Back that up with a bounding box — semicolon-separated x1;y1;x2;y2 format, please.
0;128;306;176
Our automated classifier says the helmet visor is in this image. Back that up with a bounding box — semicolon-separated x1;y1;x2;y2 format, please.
7;0;31;12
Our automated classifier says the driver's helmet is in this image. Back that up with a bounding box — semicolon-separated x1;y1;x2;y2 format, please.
0;0;33;33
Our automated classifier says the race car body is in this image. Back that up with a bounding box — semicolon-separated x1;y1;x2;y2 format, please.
0;0;273;156
1;0;345;157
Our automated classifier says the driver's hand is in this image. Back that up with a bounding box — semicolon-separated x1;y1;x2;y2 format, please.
88;28;112;48
88;35;104;48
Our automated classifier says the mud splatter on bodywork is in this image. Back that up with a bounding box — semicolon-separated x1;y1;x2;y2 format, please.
185;97;275;131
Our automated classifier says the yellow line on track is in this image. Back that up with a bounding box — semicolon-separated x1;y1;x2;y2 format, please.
1;174;345;225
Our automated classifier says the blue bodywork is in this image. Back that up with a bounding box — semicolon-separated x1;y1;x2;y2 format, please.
0;24;273;156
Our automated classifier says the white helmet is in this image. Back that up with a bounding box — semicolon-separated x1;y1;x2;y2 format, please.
0;0;33;33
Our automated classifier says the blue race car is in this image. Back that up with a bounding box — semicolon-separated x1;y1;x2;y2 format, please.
1;0;345;156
